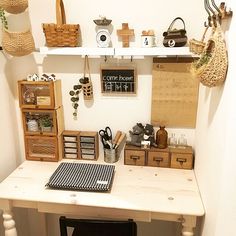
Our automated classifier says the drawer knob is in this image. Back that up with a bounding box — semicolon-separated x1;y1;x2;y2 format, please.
130;155;140;160
177;158;187;164
153;157;163;162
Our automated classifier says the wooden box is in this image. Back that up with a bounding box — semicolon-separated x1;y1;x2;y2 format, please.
62;130;80;159
24;135;62;162
147;148;170;167
78;131;99;160
21;106;64;136
124;145;146;166
18;80;62;109
170;146;194;169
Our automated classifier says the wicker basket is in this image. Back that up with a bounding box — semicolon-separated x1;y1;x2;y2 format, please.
2;28;35;56
191;23;228;87
42;0;80;47
0;0;28;14
189;27;209;55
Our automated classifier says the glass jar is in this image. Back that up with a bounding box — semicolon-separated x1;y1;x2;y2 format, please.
168;133;177;148
178;134;187;148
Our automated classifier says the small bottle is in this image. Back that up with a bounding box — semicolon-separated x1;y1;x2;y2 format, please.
178;134;187;148
156;126;168;149
168;133;177;148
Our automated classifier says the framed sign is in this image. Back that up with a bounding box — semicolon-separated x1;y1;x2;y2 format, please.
100;64;137;94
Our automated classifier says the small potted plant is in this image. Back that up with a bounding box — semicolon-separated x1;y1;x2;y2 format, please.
40;115;53;132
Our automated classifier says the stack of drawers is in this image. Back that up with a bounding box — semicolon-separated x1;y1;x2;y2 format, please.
62;130;99;161
124;144;194;169
18;80;64;162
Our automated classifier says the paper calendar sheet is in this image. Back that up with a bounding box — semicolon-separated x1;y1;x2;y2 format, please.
151;58;199;128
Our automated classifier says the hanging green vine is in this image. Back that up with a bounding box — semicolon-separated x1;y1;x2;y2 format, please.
0;8;8;29
69;83;82;118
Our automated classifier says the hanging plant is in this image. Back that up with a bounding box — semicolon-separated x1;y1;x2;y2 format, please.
0;8;8;29
69;83;82;118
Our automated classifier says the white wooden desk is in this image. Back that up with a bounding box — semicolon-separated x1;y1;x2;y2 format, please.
0;160;204;236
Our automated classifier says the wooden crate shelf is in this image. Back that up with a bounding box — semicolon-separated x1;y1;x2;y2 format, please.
21;106;64;136
18;80;62;109
25;135;62;162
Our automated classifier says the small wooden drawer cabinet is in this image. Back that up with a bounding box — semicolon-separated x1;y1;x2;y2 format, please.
147;149;170;167
124;145;194;169
61;131;99;160
79;132;99;160
18;80;62;109
124;145;146;166
62;131;79;159
170;147;193;170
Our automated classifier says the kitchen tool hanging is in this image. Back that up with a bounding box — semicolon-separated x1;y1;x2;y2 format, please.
42;0;80;47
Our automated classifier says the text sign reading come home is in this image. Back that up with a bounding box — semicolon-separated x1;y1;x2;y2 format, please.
100;65;136;94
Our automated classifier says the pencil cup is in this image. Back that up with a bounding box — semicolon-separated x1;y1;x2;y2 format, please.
104;148;119;163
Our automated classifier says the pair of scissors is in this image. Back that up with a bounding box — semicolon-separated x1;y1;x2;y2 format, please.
99;126;113;149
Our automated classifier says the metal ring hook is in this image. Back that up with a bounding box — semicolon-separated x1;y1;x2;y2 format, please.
204;0;212;27
211;0;221;16
206;0;215;15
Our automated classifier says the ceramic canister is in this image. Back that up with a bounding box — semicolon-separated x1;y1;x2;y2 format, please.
141;35;155;47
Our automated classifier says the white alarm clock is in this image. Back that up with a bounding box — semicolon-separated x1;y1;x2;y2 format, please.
96;29;111;48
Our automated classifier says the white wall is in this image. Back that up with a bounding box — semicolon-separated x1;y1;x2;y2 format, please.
194;1;236;235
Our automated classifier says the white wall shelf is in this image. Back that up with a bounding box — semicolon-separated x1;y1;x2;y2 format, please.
39;46;194;58
39;47;115;56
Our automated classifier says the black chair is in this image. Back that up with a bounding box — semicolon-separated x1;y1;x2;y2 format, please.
59;216;137;236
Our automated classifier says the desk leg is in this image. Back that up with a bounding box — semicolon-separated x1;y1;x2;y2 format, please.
181;215;196;236
2;211;17;236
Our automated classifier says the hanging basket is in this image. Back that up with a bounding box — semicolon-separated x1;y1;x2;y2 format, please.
0;0;28;14
2;28;35;56
42;0;80;47
191;23;228;87
189;27;209;55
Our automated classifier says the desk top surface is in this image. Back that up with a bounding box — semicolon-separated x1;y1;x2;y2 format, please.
0;159;204;217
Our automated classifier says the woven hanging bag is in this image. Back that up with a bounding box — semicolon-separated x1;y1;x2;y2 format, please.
42;0;80;47
2;28;35;56
191;22;228;87
0;0;28;14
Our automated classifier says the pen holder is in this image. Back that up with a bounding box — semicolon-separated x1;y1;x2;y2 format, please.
104;148;119;163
